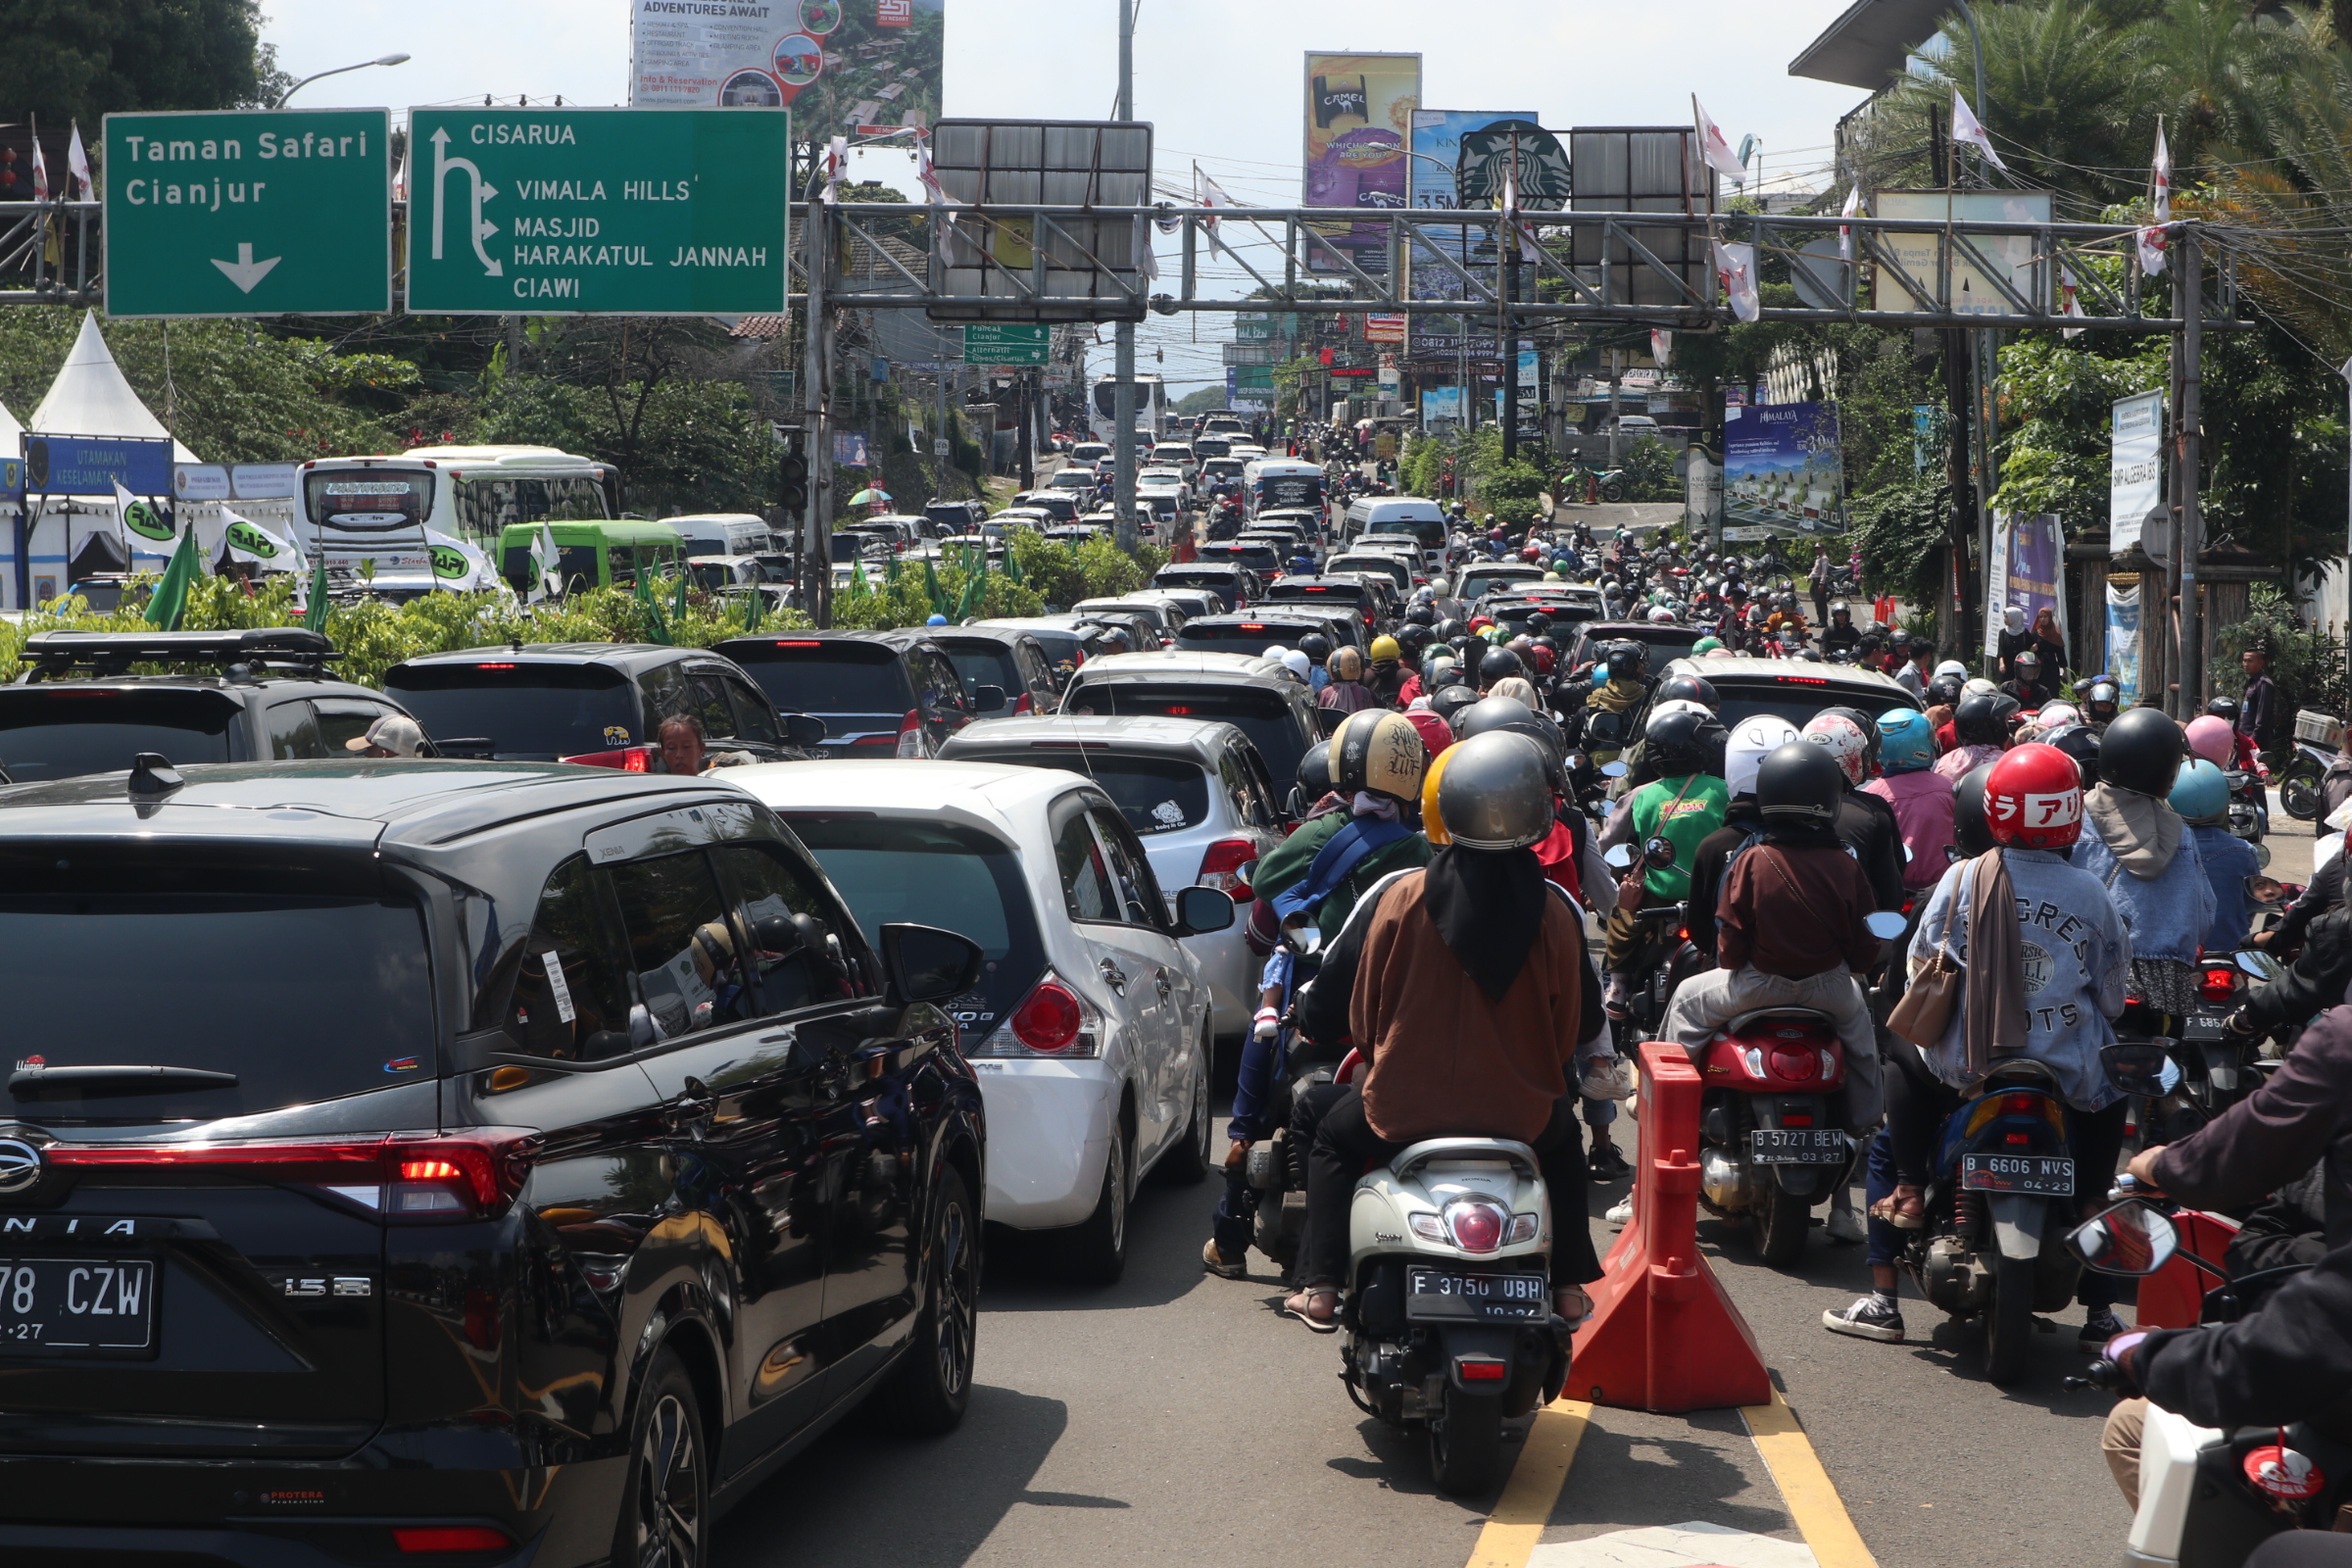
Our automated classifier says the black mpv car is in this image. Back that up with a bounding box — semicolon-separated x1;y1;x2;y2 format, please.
0;758;987;1565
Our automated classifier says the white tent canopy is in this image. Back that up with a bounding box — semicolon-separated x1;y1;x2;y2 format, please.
27;310;199;461
0;396;22;452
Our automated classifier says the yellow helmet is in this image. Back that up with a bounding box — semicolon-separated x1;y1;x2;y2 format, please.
1369;634;1401;662
1421;745;1455;845
1330;709;1428;804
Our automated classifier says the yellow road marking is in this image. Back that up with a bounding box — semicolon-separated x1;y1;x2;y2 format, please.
1741;1388;1879;1568
1464;1399;1593;1568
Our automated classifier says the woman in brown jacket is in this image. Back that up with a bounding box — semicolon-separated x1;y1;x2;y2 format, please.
1284;731;1605;1330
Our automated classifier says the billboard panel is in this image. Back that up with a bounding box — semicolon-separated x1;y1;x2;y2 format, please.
2109;387;2164;557
1870;190;2054;318
1407;109;1534;362
1304;52;1419;273
630;0;943;145
1722;402;1844;537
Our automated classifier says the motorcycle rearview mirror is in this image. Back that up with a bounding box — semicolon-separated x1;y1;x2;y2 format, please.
2253;842;2273;870
1599;760;1628;778
2237;949;2280;981
1603;843;1635;870
2247;874;2285;906
1862;910;1909;941
2100;1041;2178;1098
1642;836;1677;868
2066;1201;2180;1277
1902;844;1915;863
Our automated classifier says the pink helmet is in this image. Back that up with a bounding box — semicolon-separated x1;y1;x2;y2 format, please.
1801;711;1871;787
2184;714;2234;766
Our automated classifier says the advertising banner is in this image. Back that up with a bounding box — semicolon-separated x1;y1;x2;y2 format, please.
1870;191;2053;318
1420;387;1463;423
1304;52;1420;273
2109;387;2165;557
23;434;172;498
1721;402;1844;537
2107;579;2142;706
1406;109;1531;360
1983;512;2065;661
629;0;942;145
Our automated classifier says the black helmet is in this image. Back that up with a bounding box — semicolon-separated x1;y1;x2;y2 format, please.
1927;673;1966;709
1397;622;1433;657
1954;690;2020;746
1652;673;1719;711
1435;731;1554;851
1953;761;1998;858
1435;618;1466;642
1456;695;1567;786
1755;740;1843;829
1477;647;1525;688
1404;602;1437;627
2046;721;2101;788
1644;705;1730;776
1330;710;1428;803
1526;611;1553;636
1298;632;1332;662
1295;739;1332;803
2204;695;2241;725
1604;642;1645;682
2100;706;2186;797
1429;684;1482;724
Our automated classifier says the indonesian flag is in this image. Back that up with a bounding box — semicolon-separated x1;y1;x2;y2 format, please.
1651;328;1673;365
914;128;951;207
820;135;848;205
1691;97;1744;180
2060;265;2086;338
1839;182;1862;262
2137;122;2171;276
65;122;89;200
1711;240;1760;323
28;118;48;202
1196;163;1233;230
1951;90;2009;174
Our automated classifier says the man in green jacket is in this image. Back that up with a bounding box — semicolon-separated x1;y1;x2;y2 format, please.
1256;710;1433;947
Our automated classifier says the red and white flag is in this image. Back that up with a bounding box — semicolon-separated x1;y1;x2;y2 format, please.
1651;328;1673;365
1838;182;1862;262
1951;90;2009;174
1691;96;1745;180
28;118;48;202
1711;239;1759;322
65;122;90;200
1195;163;1233;229
2059;264;2086;338
820;135;848;205
914;129;951;207
2136;122;2171;276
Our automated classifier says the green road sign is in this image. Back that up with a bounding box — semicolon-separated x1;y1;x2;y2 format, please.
961;322;1050;365
103;109;391;318
407;108;790;316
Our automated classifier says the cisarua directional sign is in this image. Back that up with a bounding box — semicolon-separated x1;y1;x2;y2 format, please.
406;108;790;316
103;109;392;318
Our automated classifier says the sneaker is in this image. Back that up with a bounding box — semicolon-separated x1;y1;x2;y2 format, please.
1581;1057;1637;1102
2080;1307;2128;1348
1604;1197;1634;1228
1823;1294;1905;1343
1587;1141;1633;1182
1201;1238;1248;1280
1825;1204;1866;1245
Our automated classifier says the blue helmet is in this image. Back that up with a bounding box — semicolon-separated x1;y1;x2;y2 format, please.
2170;757;2230;824
926;613;949;626
1877;710;1937;774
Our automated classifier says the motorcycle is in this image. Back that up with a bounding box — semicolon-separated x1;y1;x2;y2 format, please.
2224;768;2269;847
2277;726;2336;823
2068;1199;2339;1568
1338;1112;1572;1494
1598;837;1705;1058
2174;950;2284;1121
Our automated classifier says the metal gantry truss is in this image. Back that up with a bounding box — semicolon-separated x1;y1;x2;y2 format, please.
0;200;102;306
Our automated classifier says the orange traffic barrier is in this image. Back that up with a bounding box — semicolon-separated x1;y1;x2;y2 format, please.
1570;1040;1773;1412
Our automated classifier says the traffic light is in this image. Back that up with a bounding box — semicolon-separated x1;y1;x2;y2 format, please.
779;452;809;513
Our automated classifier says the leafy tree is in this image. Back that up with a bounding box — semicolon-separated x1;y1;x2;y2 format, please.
0;0;288;125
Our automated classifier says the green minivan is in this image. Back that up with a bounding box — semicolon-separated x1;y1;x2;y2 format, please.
499;518;685;595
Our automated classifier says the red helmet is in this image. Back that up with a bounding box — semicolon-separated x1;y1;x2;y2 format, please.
1984;742;2083;850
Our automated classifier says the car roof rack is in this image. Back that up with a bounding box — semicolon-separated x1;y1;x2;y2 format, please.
20;627;339;681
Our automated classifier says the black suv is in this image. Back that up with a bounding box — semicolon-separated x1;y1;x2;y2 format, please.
383;643;823;767
714;630;988;758
0;628;424;784
0;758;987;1564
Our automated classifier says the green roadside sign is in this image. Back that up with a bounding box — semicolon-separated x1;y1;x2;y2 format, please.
961;322;1050;365
407;108;790;316
103;109;391;318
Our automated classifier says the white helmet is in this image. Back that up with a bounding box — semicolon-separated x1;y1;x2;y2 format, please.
1801;711;1871;787
1274;647;1310;681
1934;660;1968;680
1726;715;1804;797
2034;701;2082;734
1646;698;1711;727
1648;606;1677;624
1963;676;1998;696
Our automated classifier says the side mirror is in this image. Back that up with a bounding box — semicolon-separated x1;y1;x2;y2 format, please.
1603;843;1635;870
1599;760;1627;779
1173;886;1237;936
1862;909;1909;941
781;712;828;749
2100;1041;2180;1098
2247;874;2285;906
1902;844;1916;863
877;922;984;1005
971;684;1006;713
2066;1200;2180;1278
1643;835;1677;869
1315;708;1347;737
1230;861;1259;902
2253;842;2273;870
2237;949;2282;982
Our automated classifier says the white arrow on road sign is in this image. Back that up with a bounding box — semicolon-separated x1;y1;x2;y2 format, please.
428;127;502;277
209;243;282;294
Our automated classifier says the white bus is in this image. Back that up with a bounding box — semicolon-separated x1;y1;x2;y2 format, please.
1088;372;1164;448
295;446;615;594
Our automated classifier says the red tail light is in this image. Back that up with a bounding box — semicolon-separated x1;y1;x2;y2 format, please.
1012;691;1034;715
1998;1093;2043;1116
895;708;923;758
561;745;654;771
46;1130;538;1223
394;1526;516;1554
1782;1113;1815;1127
1197;837;1256;897
1768;1045;1818;1081
1457;1358;1509;1383
1010;979;1086;1053
1444;1200;1506;1252
2199;967;2236;1003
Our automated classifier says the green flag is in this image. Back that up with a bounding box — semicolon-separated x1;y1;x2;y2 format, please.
847;557;869;602
303;561;329;634
956;550;989;619
1004;545;1024;586
672;567;689;624
740;583;765;632
143;527;204;630
884;549;901;583
635;569;670;645
922;560;948;617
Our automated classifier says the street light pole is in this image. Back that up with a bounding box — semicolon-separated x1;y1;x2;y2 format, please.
1111;0;1139;553
275;53;411;109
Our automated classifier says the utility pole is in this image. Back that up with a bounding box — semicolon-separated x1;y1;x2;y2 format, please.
1111;0;1139;552
803;174;833;627
1017;372;1035;491
2178;222;2204;715
1499;134;1518;466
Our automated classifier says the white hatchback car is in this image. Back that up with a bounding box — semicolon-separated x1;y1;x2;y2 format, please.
723;760;1233;1284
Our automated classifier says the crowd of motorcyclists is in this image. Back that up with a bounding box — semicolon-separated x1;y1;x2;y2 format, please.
1187;480;2352;1558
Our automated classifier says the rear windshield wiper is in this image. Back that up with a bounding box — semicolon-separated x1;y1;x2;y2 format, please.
11;1065;239;1100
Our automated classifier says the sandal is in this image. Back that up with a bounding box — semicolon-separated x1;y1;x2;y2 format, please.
1867;1186;1927;1230
1284;1287;1342;1334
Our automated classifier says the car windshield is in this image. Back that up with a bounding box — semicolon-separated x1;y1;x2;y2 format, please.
384;662;639;759
964;750;1209;835
727;646;906;717
1712;678;1916;733
1068;683;1304;784
783;815;1045;1037
0;689;240;781
0;889;433;1120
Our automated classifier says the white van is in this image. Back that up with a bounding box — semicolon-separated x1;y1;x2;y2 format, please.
1343;496;1449;568
664;513;772;558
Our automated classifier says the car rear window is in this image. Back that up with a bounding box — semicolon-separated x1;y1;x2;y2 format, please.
783;815;1046;1038
385;662;640;758
938;645;1020;712
1713;679;1916;734
1178;620;1317;651
0;689;241;781
961;749;1209;835
1068;683;1305;784
724;643;909;716
0;891;433;1120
